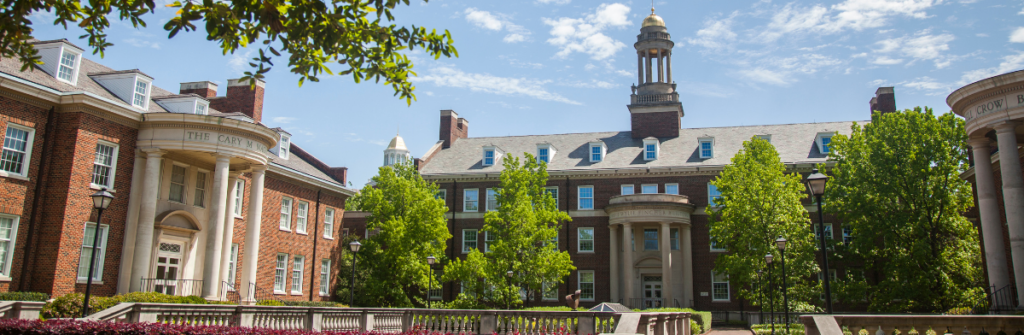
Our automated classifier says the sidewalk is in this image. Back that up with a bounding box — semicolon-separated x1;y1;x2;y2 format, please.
706;327;754;335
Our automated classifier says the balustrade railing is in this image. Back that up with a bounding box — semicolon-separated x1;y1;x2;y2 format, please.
631;93;679;105
140;278;203;297
0;301;43;320
637;32;671;42
801;314;1024;335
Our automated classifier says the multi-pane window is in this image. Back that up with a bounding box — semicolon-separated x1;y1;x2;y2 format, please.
274;254;287;292
545;187;558;210
821;136;832;153
757;135;772;143
590;145;602;162
280;197;293;230
643;229;658;251
342;228;349;236
429;270;443;299
842;227;852;244
538;147;550;163
291;255;304;293
76;223;108;281
464;189;479;212
484;231;495;252
233;180;245;216
91;143;117;188
324;208;335;239
483;149;495;166
710;235;726;251
0;216;19;276
578;228;594;252
645;144;657;160
818;270;838;300
578;186;594;210
641;184;657;194
462;229;478;253
296;201;309;233
57;51;77;81
279;135;291;159
708;183;722;206
193;171;207;207
1;125;32;176
435;189;447;200
670;228;679;250
168;165;187;203
320;259;331;296
227;243;239;285
621;185;634;195
549;233;559;251
665;183;679;195
712;272;729;301
133;80;148;107
815;223;834;240
542;281;559;301
700;140;714;158
195;103;207;115
578;271;595;301
486;189;498;211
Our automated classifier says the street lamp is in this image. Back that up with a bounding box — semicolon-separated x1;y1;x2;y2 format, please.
806;168;833;314
505;269;514;310
83;188;114;317
427;256;436;309
776;236;789;331
765;253;775;335
349;241;362;307
756;269;764;324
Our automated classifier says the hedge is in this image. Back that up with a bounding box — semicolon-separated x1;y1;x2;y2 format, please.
42;292;232;319
641;308;711;334
0;319;516;335
0;292;48;302
282;301;348;308
752;323;804;335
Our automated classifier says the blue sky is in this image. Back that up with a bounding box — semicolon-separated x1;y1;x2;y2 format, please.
30;0;1024;188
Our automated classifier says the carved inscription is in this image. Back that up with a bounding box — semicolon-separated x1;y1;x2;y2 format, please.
963;91;1024;121
185;131;268;152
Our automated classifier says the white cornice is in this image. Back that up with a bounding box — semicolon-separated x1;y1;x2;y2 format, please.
268;164;356;197
421;161;833;182
0;72;144;124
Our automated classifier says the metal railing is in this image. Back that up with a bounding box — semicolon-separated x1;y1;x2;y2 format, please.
247;282;282;304
140;278;203;297
221;281;241;304
801;314;1024;335
622;298;670;310
990;284;1018;313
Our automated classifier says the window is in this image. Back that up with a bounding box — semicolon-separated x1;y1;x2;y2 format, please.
76;223;108;281
91;142;118;189
486;188;498;212
545;187;558;210
436;189;447;200
320;259;331;296
227;243;239;285
274;254;287;292
482;147;496;166
589;143;604;162
549;233;559;251
710;235;726;251
484;231;495;252
578;271;595;301
279;135;291;159
193;171;207;207
195;103;207;115
670;228;679;250
712;272;729;301
643;138;659;161
643;229;658;251
280;197;293;231
168;165;187;203
578;186;594;210
233;180;245;216
429;270;443;299
578;228;594;252
133;80;149;107
816;133;834;153
537;145;551;163
291;255;304;294
842;227;852;244
708;183;722;206
0;216;19;277
296;201;309;233
342;228;349;237
757;135;772;143
815;223;834;241
542;281;559;301
641;184;658;194
464;189;479;212
621;185;634;195
699;138;714;159
819;270;839;300
462;229;478;253
1;125;34;177
324;208;335;239
665;183;679;195
57;50;78;82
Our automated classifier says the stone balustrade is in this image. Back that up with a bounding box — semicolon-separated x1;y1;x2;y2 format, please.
0;301;43;320
631;93;679;105
801;314;1024;335
84;303;692;335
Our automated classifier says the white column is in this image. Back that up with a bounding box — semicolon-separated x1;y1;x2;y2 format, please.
218;173;241;295
970;138;1012;301
202;154;232;299
239;165;267;304
117;151;146;294
622;222;635;305
666;51;672;84
660;222;672;307
645;51;652;84
995;122;1024;308
609;225;620;303
681;224;693;307
637;52;643;85
129;149;164;292
657;50;664;83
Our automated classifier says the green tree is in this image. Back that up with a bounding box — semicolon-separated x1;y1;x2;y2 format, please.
346;162;450;307
708;136;820;312
2;0;457;104
443;153;574;308
824;107;985;312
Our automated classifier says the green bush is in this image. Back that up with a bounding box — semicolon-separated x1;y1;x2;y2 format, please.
281;301;347;308
522;306;574;311
43;291;236;318
945;307;972;315
0;292;48;302
690;320;700;335
752;324;805;335
643;308;711;334
256;300;285;306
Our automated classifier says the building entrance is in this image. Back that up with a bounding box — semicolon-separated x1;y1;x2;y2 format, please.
153;242;183;295
643;275;663;308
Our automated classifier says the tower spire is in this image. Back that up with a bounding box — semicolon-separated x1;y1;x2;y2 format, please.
651;0;654;13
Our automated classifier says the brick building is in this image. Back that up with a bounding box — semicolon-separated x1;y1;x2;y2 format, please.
0;39;354;303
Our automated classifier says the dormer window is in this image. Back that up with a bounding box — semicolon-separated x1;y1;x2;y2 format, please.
195;103;207;115
699;137;715;159
589;141;606;163
90;71;153;110
279;135;291;159
133;81;149;107
537;144;556;164
153;96;209;115
482;146;501;166
757;135;771;143
643;137;659;161
816;132;835;153
57;51;78;82
33;40;84;86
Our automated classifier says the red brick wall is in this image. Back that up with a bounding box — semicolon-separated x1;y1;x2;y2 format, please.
630;111;680;139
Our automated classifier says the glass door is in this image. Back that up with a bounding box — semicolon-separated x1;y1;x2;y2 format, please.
154;242;183;295
643;276;663;308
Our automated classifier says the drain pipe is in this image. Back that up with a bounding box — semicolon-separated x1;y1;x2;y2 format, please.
19;106;56;291
309;189;322;301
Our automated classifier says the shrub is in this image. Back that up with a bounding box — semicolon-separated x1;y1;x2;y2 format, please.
752;324;805;335
945;307;972;315
0;292;48;302
281;301;347;308
256;300;285;306
642;308;711;334
522;306;573;311
690;320;700;335
43;291;237;318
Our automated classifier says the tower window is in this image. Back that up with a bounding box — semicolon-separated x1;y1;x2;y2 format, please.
699;137;714;159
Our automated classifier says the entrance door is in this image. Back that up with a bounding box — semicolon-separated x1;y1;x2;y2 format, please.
154;242;183;295
643;276;663;308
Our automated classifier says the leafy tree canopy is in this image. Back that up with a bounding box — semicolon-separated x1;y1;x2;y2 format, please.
2;0;457;104
824;107;985;312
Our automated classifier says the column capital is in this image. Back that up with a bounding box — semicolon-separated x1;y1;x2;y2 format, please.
968;137;993;148
994;121;1020;133
228;171;242;179
623;222;633;228
251;164;269;173
215;153;233;162
141;148;166;158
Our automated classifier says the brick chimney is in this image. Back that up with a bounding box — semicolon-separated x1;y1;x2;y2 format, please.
870;87;896;116
439;110;469;149
327;167;348;186
209;78;265;122
179;81;218;98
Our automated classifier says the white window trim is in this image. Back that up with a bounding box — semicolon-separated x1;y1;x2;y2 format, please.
342;228;350;237
577;227;595;253
699;137;715;159
620;184;634;195
708;183;722;207
296;201;309;234
291;255;305;295
484;231;494;252
279;134;291;159
542;281;559;301
193;169;209;208
665;183;679;195
167;163;189;204
274;253;288;294
588;142;605;163
482;146;499;167
641;184;658;194
757;134;772;143
545;186;559;210
280;197;293;232
0;215;19;278
463;189;479;212
710;235;726;252
76;222;109;281
462;229;478;254
537;144;555;164
436;189;447;201
816;132;835;154
815;223;834;240
578;270;595;301
227;243;239;287
712;272;730;302
323;208;335;239
132;77;152;109
643;139;659;161
485;188;498;212
1;123;35;179
578;186;594;210
194;100;210;115
89;140;119;191
56;47;82;85
233;179;245;218
320;259;331;296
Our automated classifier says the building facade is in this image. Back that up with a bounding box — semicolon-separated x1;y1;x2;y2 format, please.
0;39;353;302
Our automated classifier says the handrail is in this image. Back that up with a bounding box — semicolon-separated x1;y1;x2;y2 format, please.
0;301;44;320
83;302;137;321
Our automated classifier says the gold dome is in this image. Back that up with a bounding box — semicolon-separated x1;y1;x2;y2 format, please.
642;13;665;28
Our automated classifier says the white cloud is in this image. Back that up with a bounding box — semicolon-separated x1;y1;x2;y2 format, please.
464;8;531;43
868;79;891;86
757;0;936;42
736;54;842;86
543;3;631;60
977;33;988;37
902;76;946;92
872;56;904;65
686;15;738;50
415;65;582;105
536;0;570;4
124;38;160;49
272;117;297;124
1011;27;1024;43
563;79;617;89
958;52;1024;85
852;52;869;58
739;68;791;86
228;49;256;74
615;69;632;77
871;30;955;68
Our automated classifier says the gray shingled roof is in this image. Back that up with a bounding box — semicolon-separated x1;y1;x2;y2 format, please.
269;148;344;187
419;121;863;175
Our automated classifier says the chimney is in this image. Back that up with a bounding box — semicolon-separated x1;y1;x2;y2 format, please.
870;87;896;116
327;167;348;186
439;110;469;149
210;78;265;122
179;81;218;98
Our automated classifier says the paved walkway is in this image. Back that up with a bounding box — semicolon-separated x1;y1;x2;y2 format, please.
706;327;754;335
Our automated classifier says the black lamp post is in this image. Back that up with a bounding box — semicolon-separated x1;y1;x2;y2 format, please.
427;256;436;309
806;168;833;314
776;236;789;331
505;269;513;310
83;188;114;318
766;253;775;335
349;241;361;307
757;269;764;324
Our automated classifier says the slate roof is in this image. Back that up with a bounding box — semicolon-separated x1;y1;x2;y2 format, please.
419;121;864;175
269;144;345;188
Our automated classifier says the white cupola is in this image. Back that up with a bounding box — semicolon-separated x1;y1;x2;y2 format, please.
384;132;411;167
